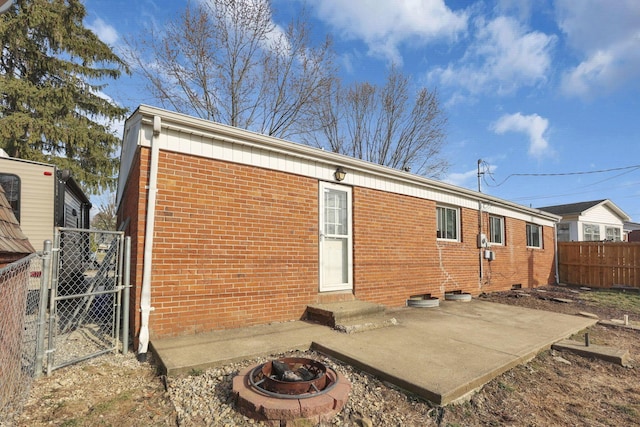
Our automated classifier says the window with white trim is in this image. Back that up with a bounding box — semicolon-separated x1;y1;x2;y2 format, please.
557;223;570;242
605;226;621;241
526;223;542;248
436;205;459;241
489;215;504;245
583;223;600;241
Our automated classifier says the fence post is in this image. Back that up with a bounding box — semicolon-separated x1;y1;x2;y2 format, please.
34;240;52;378
122;236;131;355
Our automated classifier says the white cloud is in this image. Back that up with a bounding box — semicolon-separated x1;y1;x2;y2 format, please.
556;0;640;97
443;168;478;187
444;162;498;189
87;18;119;46
430;16;555;95
309;0;468;64
491;112;551;158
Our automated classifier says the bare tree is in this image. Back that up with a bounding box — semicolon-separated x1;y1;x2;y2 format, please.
305;66;449;178
91;193;117;231
124;0;335;140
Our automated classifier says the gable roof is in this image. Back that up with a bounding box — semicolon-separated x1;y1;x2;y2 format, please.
0;186;35;256
537;199;631;222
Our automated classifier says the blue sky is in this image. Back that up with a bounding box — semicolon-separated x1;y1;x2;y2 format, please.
84;0;640;221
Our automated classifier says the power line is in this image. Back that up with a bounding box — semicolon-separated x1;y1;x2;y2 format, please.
485;164;640;188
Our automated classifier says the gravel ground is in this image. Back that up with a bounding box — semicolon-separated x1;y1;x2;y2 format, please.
12;285;640;427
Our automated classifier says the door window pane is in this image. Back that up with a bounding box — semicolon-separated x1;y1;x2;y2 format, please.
325;189;347;236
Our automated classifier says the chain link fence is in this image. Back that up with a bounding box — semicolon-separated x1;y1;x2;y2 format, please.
1;231;130;424
47;229;127;373
0;253;43;425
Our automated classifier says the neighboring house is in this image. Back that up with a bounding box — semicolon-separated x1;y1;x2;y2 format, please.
624;221;640;242
117;105;560;342
0;185;35;267
538;199;630;242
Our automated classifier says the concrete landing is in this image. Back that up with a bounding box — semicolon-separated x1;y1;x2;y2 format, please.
552;340;631;367
151;300;597;405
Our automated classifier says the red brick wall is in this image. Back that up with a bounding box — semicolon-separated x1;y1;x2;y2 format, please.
120;148;556;339
483;216;556;291
352;187;556;307
141;151;318;338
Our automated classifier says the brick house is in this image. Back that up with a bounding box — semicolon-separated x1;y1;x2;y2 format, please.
116;105;560;344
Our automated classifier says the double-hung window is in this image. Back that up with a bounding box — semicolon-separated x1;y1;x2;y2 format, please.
437;205;459;241
605;226;621;241
583;223;600;241
489;215;504;245
557;223;570;242
526;223;542;248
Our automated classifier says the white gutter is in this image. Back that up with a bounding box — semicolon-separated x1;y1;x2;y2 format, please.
137;115;161;361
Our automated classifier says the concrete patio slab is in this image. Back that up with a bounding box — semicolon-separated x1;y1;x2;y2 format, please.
151;300;596;405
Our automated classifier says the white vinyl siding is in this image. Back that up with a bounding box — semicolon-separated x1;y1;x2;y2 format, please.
437;206;459;241
0;158;56;247
526;223;542;248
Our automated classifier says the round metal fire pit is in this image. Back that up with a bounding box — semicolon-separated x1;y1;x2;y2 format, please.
249;357;337;398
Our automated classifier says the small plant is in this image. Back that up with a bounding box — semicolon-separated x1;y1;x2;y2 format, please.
93;390;134;413
613;403;638;417
497;381;514;392
189;368;204;376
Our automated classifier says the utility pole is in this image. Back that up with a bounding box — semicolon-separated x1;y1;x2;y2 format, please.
477;159;484;283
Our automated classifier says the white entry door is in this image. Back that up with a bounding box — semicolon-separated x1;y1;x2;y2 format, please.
319;182;353;292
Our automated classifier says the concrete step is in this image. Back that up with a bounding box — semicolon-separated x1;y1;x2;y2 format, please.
334;313;399;334
305;300;390;332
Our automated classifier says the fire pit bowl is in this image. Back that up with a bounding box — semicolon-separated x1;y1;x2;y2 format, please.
252;357;329;396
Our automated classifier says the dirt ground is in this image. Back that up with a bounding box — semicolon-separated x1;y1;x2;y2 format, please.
13;285;640;426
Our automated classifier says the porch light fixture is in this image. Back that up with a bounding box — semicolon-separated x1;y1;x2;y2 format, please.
334;167;346;182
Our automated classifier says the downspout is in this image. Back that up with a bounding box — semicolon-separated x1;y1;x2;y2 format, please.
137;115;161;362
479;200;484;286
554;222;559;285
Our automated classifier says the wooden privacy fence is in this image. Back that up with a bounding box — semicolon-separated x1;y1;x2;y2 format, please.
558;242;640;288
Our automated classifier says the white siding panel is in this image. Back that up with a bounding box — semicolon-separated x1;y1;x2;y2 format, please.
582;205;624;226
116;118;144;206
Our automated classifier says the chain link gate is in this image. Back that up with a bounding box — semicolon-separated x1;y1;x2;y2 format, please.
47;228;127;374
